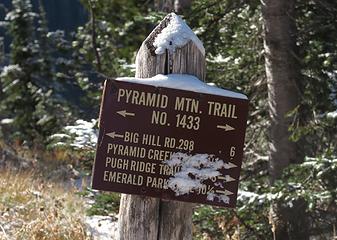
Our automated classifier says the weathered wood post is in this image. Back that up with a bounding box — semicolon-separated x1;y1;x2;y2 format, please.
118;13;205;240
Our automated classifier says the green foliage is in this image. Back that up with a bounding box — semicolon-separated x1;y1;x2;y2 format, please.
193;206;228;239
0;0;88;143
275;156;337;206
76;0;153;70
47;119;98;171
0;0;41;141
188;0;269;160
193;155;337;239
288;0;337;156
81;189;120;216
79;0;151;70
188;3;337;237
68;0;173;110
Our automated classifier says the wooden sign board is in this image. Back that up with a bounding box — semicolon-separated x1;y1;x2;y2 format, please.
92;79;248;207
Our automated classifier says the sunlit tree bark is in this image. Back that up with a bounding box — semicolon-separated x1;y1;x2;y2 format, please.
262;0;307;239
155;0;191;14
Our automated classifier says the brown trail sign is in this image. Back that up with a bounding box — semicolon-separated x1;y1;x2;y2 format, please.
92;79;248;207
91;13;249;240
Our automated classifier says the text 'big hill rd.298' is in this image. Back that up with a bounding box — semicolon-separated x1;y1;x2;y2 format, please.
92;74;249;208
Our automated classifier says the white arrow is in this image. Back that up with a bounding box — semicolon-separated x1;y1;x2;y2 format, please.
106;132;124;139
117;110;135;117
224;162;237;169
215;189;234;195
217;124;235;131
218;175;236;182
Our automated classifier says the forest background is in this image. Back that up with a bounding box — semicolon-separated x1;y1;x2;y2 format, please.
0;0;336;239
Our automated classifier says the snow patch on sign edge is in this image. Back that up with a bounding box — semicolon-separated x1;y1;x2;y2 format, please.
115;74;248;99
207;193;230;204
153;13;205;55
165;152;230;204
327;109;337;119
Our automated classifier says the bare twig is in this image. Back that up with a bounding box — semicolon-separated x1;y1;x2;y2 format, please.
88;0;102;73
0;223;9;240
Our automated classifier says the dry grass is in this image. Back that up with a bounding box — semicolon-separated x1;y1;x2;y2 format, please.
0;169;90;240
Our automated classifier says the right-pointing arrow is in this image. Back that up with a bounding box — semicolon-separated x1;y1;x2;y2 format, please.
218;175;236;182
217;124;235;131
224;162;237;169
106;132;124;139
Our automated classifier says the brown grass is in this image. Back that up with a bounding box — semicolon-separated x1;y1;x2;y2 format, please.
0;169;90;240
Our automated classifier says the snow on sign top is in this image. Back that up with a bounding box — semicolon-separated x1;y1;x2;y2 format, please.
153;13;205;55
116;74;247;99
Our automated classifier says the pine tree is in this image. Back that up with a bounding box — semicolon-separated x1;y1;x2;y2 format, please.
31;0;61;138
0;0;40;142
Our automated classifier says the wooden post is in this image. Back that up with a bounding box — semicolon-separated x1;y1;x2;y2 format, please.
118;13;205;240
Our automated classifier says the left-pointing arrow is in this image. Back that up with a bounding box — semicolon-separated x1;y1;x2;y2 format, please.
106;132;124;139
117;110;135;117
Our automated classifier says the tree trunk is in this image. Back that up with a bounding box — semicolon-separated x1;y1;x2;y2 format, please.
118;195;160;240
118;13;204;240
0;37;4;65
262;1;307;239
262;0;303;182
155;0;191;14
0;37;4;100
269;198;309;240
158;200;194;240
155;0;174;12
174;0;191;14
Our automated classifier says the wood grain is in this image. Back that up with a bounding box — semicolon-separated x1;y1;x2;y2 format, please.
118;13;205;240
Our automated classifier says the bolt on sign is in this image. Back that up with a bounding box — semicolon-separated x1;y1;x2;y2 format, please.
92;76;249;207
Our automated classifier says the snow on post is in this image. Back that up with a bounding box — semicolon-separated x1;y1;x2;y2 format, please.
153;13;205;55
136;12;206;81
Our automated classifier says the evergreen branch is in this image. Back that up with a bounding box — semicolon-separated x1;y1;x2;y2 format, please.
230;209;269;240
